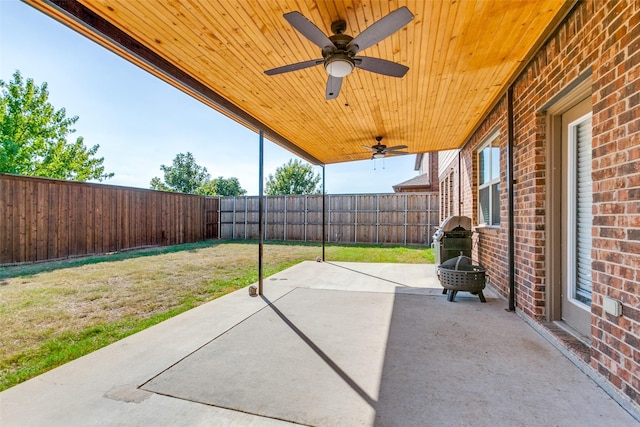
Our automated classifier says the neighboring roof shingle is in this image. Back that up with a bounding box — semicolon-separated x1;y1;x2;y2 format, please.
393;173;431;191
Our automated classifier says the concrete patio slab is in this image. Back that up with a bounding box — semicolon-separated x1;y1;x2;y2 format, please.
1;261;637;426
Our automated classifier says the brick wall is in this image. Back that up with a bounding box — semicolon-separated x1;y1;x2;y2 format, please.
464;98;511;301
589;0;640;405
442;0;640;406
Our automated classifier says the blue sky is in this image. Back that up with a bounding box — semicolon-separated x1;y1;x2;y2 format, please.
0;0;419;195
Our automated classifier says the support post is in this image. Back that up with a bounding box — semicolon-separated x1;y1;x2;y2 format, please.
322;165;326;261
258;131;264;295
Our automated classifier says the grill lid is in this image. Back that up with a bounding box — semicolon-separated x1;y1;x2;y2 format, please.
439;215;472;232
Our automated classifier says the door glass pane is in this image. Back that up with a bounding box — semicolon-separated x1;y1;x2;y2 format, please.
574;117;592;306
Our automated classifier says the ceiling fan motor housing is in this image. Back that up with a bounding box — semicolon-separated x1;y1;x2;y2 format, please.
331;19;347;35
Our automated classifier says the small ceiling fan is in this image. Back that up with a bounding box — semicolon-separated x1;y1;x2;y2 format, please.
264;7;414;100
363;136;408;159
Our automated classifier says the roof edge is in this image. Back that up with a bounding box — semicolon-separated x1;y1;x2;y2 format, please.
27;0;324;165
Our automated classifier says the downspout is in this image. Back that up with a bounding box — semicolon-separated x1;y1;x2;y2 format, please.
458;152;462;216
507;86;516;311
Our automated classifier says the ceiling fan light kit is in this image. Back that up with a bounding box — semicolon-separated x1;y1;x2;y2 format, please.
265;7;414;100
325;55;354;77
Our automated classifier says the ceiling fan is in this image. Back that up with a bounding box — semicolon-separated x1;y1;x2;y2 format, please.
363;137;409;159
264;7;414;100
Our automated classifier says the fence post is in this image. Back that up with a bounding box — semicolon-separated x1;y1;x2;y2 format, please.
403;193;408;246
284;195;287;241
244;196;248;239
376;194;380;244
327;195;331;243
264;196;268;241
354;195;358;244
427;193;431;246
304;195;308;242
232;197;236;240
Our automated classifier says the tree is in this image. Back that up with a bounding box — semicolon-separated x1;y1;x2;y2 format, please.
196;176;247;196
150;152;210;193
265;159;321;195
0;70;113;181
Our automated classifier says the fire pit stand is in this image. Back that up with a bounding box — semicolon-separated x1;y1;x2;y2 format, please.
438;255;487;303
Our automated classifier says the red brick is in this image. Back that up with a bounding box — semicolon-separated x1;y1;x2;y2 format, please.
444;0;640;405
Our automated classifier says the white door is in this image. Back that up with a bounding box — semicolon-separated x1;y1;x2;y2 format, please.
561;98;592;337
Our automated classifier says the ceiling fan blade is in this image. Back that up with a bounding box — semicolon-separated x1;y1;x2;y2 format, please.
326;75;343;100
361;145;378;151
265;59;323;75
385;145;408;151
386;151;410;156
346;6;414;53
355;57;409;77
284;11;335;49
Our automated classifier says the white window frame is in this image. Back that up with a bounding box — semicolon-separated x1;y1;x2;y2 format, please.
477;133;500;226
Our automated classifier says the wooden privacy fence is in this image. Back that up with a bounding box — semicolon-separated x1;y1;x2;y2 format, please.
219;193;439;246
0;174;219;265
0;174;439;265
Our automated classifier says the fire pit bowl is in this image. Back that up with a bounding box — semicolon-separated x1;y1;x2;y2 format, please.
438;255;486;302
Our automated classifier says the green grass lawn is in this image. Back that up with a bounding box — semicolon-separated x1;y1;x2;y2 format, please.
0;240;432;391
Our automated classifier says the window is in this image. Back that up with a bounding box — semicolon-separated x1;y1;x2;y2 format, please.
477;134;500;225
439;170;455;222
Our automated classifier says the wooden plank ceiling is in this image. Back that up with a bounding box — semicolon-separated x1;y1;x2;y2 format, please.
28;0;572;165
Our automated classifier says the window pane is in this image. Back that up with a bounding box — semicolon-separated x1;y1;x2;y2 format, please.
491;146;500;180
479;148;490;185
479;187;490;224
491;183;500;225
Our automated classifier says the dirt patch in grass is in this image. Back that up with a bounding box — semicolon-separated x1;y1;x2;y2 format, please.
0;240;430;390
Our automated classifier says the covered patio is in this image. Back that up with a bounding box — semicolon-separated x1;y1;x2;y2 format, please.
1;261;636;426
12;0;640;422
